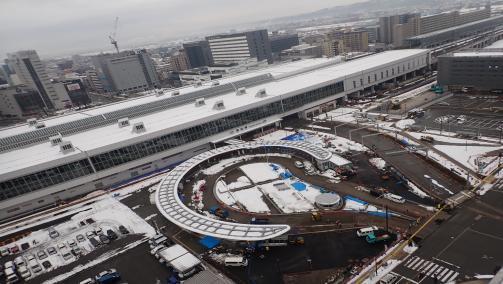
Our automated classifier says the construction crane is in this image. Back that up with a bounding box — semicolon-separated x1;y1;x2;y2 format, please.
109;17;119;54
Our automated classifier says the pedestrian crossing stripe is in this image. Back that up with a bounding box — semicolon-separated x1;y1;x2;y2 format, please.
404;256;459;283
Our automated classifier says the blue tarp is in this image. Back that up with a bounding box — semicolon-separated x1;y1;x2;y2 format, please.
269;164;280;171
291;182;307;191
280;170;293;179
282;133;306;141
344;195;368;205
199;236;221;249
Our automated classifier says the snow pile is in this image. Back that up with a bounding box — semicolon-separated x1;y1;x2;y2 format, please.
300;129;368;152
423;175;454;195
477;183;494;196
215;180;236;206
421;151;480;186
343;196;387;215
403;242;418;254
395;119;415;130
254;129;295;141
191;180;206;210
406;180;430;199
233;188;271;213
369;158;386;170
202;154;291;175
239;163;280;183
260;183;314;213
308;124;331;130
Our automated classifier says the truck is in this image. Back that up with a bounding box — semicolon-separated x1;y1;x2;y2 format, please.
157;244;201;279
365;232;391;244
209;206;229;219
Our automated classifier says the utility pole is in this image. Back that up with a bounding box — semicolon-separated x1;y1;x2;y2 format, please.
385;205;389;232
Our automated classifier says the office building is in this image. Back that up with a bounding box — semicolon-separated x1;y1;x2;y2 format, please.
0;85;46;117
91;49;160;94
333;29;369;52
280;44;323;60
270;34;300;55
0;49;430;220
420;5;491;34
321;39;345;57
379;14;420;46
7;50;71;110
437;49;503;91
206;29;272;64
182;41;213;68
365;26;380;43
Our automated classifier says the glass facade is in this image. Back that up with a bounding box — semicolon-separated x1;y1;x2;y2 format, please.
0;160;93;201
0;81;344;201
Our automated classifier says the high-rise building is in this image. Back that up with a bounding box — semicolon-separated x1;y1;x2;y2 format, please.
0;85;47;117
182;41;213;68
321;39;345;57
7;50;71;110
420;5;491;34
91;49;160;93
169;50;191;71
206;29;272;64
379;14;420;46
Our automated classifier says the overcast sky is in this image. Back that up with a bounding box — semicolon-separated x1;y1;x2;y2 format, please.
0;0;364;59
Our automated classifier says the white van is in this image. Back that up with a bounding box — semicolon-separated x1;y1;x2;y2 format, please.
224;256;248;267
356;226;378;237
384;193;405;204
28;259;42;273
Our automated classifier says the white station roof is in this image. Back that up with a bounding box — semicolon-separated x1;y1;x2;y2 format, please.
156;140;342;241
0;49;428;178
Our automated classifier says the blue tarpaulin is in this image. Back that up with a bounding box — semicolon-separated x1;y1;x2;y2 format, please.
282;133;306;141
280;170;293;179
344;195;368;205
269;164;280;171
291;182;307;191
199;236;221;249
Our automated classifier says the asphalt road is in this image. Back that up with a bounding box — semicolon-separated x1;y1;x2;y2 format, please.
392;186;503;283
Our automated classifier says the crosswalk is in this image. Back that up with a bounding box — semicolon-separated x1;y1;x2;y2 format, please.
403;256;459;283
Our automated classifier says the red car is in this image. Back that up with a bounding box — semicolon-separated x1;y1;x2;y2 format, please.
9;245;19;254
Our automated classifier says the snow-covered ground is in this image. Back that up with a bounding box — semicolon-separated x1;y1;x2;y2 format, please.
227;176;252;190
190;180;206;210
259;182;315;213
423;174;454;195
395;119;415;130
239;163;280;183
1;197;155;282
299;129;368;152
201;154;291;175
233;187;271;213
315;107;358;123
418;150;480;186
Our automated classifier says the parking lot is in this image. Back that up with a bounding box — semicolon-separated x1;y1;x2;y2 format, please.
414;94;503;138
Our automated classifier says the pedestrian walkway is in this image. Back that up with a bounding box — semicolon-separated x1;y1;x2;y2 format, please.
403;256;459;283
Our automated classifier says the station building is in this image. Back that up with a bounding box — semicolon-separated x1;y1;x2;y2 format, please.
0;49;430;221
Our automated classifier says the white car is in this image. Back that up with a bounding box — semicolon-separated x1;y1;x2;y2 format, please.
67;239;77;247
0;247;9;256
294;161;304;168
14;256;26;267
18;265;31;279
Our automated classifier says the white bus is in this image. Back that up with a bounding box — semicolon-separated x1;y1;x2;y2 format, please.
357;226;379;237
224;256;248;267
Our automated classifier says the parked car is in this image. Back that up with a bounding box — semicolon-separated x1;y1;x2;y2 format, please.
42;260;52;269
98;234;110;244
95;227;103;235
0;247;10;256
76;234;86;243
28;259;42;273
4;261;14;270
118;225;129;235
106;229;118;240
37;250;48;260
9;245;20;254
294;161;304;168
86;231;97;239
14;256;26;267
95;269;120;284
5;267;19;283
47;246;57;255
61;249;73;261
18;265;31;279
48;228;59;239
67;239;77;248
89;237;101;248
72;247;82;256
25;253;35;262
57;243;67;250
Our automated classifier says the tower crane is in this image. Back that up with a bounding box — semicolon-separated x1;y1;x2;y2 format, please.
109;17;119;53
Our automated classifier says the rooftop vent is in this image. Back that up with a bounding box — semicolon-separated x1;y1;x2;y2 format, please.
118;118;130;128
172;90;180;96
59;141;74;154
35;122;46;129
155;90;165;97
195;98;205;107
236;87;246;96
213;100;225;110
27;118;37;127
132;122;146;133
212;81;220;86
49;134;63;146
255;88;267;98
